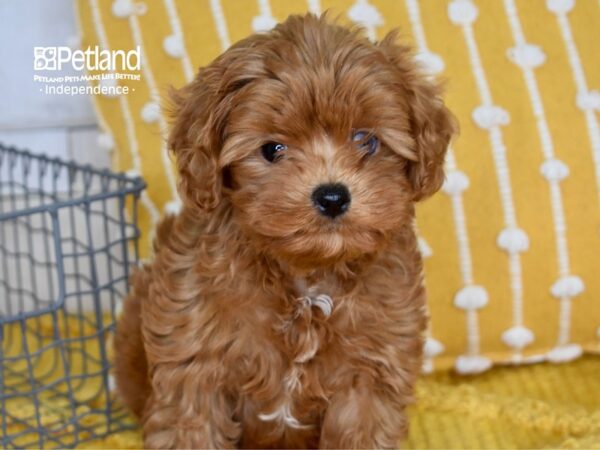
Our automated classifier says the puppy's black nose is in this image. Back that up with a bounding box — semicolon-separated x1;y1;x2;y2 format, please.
312;183;351;218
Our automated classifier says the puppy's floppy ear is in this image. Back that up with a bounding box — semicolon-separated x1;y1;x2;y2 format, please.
168;68;226;212
378;32;457;201
168;42;264;212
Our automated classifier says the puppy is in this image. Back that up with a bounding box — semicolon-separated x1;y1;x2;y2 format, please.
114;13;455;449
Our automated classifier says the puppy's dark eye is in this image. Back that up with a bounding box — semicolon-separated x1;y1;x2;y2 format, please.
261;142;287;163
352;130;379;155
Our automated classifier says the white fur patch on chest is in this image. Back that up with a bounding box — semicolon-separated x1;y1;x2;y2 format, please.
258;367;311;429
291;279;333;364
294;278;334;318
259;277;335;432
258;366;312;430
258;398;311;430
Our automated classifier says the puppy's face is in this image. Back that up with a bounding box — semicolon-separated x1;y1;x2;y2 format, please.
170;15;455;268
224;83;416;266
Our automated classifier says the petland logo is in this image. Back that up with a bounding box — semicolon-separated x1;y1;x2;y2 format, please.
34;46;140;71
33;46;141;96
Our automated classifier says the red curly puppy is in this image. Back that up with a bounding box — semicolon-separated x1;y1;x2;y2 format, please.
114;13;455;449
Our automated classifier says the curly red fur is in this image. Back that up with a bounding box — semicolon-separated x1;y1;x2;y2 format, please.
114;13;455;449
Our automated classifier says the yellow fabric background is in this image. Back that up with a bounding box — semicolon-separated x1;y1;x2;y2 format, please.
75;0;600;372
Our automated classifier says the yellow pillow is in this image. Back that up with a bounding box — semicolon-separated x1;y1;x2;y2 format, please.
75;0;600;373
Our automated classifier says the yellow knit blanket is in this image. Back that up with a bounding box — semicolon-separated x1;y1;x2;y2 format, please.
5;314;599;448
80;357;600;449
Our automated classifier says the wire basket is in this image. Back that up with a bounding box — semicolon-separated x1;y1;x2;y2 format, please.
0;143;145;448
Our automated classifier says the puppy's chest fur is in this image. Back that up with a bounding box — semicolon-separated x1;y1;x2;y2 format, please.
232;254;423;439
242;277;361;432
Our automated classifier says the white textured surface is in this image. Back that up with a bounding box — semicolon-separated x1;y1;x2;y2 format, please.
97;132;115;151
254;0;277;32
507;43;546;68
547;343;582;363
413;51;445;75
502;326;535;349
454;285;489;310
455;355;492;374
141;101;161;123
497;227;530;254
472;105;510;129
448;0;478;25
442;170;470;195
424;337;445;358
0;0;97;130
540;159;569;181
550;275;585;298
546;0;574;14
163;34;185;58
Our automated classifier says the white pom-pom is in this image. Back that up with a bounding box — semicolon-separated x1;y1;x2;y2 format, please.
421;359;434;374
424;337;445;358
547;344;582;363
348;0;383;27
112;0;146;17
502;326;535;349
550;275;585;298
454;355;492;374
472;105;510;129
507;44;546;68
414;52;445;75
97;132;115;150
497;227;529;253
546;0;574;14
252;14;277;32
141;101;160;123
112;0;134;17
99;77;119;97
418;237;433;258
448;0;479;25
164;200;182;215
576;91;600;111
540;159;569;182
442;170;470;195
163;34;184;58
454;285;489;310
126;169;140;178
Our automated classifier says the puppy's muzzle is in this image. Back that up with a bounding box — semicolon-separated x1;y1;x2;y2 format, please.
311;183;351;218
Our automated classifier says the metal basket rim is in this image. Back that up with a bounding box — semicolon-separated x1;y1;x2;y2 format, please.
0;143;146;221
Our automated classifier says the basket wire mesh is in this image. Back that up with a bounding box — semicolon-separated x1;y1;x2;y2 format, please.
0;143;145;448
